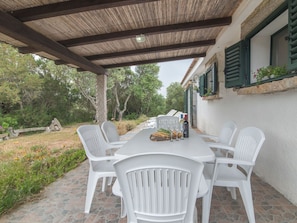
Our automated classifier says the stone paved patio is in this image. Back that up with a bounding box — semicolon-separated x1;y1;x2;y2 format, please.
0;123;296;223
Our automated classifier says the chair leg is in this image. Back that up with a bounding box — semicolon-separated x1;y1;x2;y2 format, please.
102;177;106;192
202;192;212;223
227;187;237;200
120;197;127;218
238;182;255;223
201;179;213;223
85;171;99;213
193;206;198;223
107;177;113;186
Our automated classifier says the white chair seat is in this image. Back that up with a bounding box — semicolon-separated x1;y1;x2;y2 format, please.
92;160;115;172
204;163;247;183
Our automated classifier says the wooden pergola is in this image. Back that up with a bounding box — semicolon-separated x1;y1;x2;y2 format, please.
0;0;243;122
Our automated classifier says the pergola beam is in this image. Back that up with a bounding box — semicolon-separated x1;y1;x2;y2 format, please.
0;11;106;75
11;0;160;22
59;17;231;47
54;39;215;65
86;39;215;61
101;53;206;69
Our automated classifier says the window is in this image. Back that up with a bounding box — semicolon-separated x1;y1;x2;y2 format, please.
250;9;288;84
271;26;288;67
199;62;218;96
225;1;297;88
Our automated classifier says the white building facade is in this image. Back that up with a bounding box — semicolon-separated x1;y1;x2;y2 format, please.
182;0;297;205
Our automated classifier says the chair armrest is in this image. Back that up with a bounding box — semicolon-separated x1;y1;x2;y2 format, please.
199;134;219;142
110;141;127;146
106;142;126;150
89;155;119;162
207;143;235;153
216;157;254;166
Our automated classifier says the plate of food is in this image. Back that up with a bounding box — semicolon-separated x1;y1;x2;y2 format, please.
150;128;182;141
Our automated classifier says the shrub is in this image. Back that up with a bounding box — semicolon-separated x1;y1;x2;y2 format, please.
124;113;139;120
115;120;138;135
0;148;86;215
0;115;18;132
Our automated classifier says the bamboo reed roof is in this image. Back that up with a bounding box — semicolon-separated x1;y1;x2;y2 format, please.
0;0;243;75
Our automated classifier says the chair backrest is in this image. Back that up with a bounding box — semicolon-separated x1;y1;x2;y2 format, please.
233;127;265;173
113;153;204;223
217;121;237;145
156;116;180;130
101;121;120;143
77;125;110;161
166;109;178;116
174;111;183;120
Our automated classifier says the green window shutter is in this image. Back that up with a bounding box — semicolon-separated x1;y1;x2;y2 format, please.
288;0;297;71
199;74;206;96
189;84;193;125
224;41;246;88
212;62;218;93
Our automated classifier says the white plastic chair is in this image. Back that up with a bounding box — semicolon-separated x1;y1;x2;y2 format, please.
174;111;183;120
112;153;205;223
101;121;127;147
199;121;237;157
77;125;118;213
203;127;265;223
166;109;178;116
157;109;178;117
156;115;180;130
146;117;157;128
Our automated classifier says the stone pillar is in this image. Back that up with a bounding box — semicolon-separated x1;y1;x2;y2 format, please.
96;74;107;124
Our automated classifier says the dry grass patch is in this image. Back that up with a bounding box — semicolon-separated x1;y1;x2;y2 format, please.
0;119;144;162
0;123;83;162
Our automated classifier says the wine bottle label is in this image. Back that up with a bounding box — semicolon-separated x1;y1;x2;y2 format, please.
183;121;189;138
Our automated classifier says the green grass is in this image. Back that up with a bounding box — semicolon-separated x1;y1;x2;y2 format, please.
0;147;86;215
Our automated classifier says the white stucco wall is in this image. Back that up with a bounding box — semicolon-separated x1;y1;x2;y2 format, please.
191;0;297;205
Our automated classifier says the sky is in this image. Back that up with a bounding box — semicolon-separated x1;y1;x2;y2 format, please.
157;59;193;97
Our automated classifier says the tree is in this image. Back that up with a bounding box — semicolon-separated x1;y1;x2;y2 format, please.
148;94;166;116
107;67;135;121
133;64;163;115
70;71;97;115
0;82;20;113
166;82;184;112
33;58;94;126
0;44;42;114
106;64;165;120
0;43;167;125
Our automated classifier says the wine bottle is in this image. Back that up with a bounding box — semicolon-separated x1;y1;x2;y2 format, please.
180;114;184;127
183;114;189;138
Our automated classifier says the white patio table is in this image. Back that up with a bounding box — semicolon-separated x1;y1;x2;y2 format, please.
115;128;215;162
114;127;215;223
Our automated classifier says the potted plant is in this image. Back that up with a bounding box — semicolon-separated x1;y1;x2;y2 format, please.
204;88;213;96
193;85;199;93
255;65;287;83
